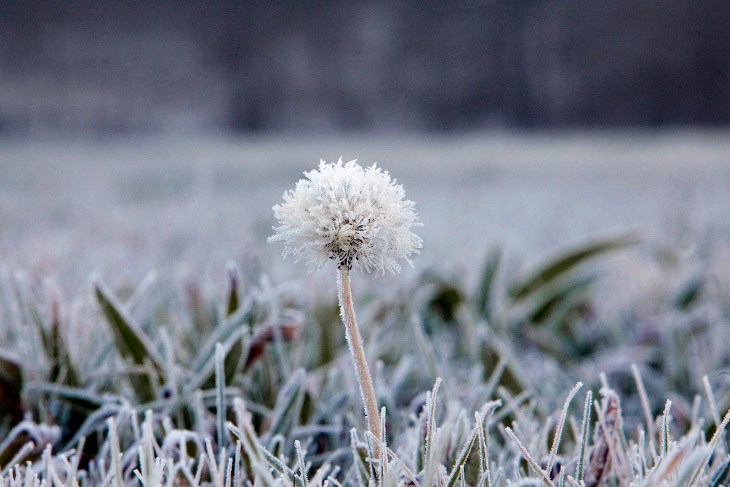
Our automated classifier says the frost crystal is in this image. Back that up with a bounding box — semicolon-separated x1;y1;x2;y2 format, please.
269;158;422;274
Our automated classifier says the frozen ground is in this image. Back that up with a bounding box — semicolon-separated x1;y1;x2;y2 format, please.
1;130;729;294
1;131;730;487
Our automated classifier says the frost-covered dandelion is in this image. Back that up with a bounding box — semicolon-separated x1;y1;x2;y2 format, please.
268;158;422;274
269;158;421;449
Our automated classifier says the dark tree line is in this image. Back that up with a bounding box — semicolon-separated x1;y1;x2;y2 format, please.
1;0;729;134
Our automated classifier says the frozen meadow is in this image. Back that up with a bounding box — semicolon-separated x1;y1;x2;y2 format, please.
1;130;730;486
1;130;729;288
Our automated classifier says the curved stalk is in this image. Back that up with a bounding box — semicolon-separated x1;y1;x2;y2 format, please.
337;267;381;452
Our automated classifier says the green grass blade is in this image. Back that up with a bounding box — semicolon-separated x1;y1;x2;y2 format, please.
264;369;306;443
671;274;704;310
575;390;593;484
689;408;730;487
350;429;371;487
216;343;227;449
49;302;79;387
523;274;596;324
260;446;305;487
12;278;49;350
227;403;280;487
226;261;241;316
25;382;106;413
94;277;163;402
446;425;478;487
425;377;442;466
709;457;730;487
474;247;501;320
661;399;672;456
224;334;245;385
93;277;163;370
508;235;638;300
189;328;246;392
191;301;252;375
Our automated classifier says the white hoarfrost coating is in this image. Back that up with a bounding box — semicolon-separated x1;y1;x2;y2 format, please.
268;158;422;274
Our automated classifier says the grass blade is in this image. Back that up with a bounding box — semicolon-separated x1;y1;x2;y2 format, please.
350;429;371;487
474;247;501;320
225;261;241;317
216;343;227;450
446;424;478;487
264;369;306;443
546;383;583;475
575;390;593;484
93;278;163;369
689;408;730;487
504;427;554;487
94;278;163;403
509;235;637;300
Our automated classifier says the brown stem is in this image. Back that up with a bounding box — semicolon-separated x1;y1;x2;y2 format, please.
337;267;381;454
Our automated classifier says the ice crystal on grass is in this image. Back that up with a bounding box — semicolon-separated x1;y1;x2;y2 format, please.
268;158;422;274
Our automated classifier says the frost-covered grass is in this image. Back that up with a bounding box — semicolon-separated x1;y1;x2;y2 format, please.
1;131;729;286
0;131;730;486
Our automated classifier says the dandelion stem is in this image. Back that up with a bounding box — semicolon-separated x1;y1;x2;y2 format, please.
337;267;381;456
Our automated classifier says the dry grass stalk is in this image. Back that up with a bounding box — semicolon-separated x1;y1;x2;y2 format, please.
584;390;623;487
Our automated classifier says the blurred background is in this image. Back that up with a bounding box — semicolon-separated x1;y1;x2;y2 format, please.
2;0;730;135
1;1;730;291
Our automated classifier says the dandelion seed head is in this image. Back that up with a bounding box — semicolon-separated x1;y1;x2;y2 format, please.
268;158;422;274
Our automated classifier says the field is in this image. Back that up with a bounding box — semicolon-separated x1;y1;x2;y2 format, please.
1;130;730;486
